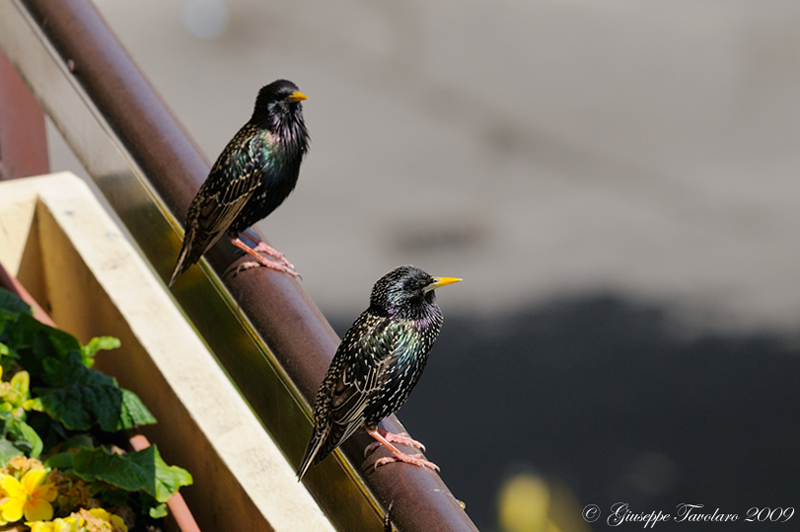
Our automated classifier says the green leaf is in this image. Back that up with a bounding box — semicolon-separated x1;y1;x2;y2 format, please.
8;370;31;404
71;445;193;502
0;417;43;459
72;447;149;492
149;446;194;502
139;492;168;519
97;486;129;506
0;438;22;466
45;451;74;470
0;342;19;376
35;357;124;431
118;389;157;429
44;328;83;360
0;288;28;338
34;357;155;431
0;288;33;315
5;315;72;379
148;502;169;519
61;433;95;451
80;336;121;368
0;404;14;423
16;420;43;458
0;341;16;359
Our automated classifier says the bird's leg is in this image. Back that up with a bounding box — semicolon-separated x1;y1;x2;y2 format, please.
239;229;295;270
364;426;426;455
365;427;439;472
230;237;300;278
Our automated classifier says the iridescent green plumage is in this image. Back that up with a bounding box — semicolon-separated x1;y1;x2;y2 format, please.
297;266;461;479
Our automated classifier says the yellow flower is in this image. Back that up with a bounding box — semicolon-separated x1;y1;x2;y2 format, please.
27;515;85;532
27;521;53;532
83;507;128;532
0;468;57;522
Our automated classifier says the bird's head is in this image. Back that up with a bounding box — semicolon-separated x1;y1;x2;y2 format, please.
252;79;307;125
370;265;461;318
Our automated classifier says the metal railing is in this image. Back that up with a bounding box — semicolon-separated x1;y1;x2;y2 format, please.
0;1;480;530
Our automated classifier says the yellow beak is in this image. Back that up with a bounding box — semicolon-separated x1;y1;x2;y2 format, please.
425;276;462;292
287;91;308;102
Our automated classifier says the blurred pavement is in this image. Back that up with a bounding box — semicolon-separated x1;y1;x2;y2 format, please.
47;0;800;332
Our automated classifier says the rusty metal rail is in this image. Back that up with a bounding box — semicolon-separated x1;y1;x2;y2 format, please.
0;1;479;530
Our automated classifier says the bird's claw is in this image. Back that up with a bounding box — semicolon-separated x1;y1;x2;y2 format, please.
364;431;426;456
386;432;426;451
230;236;300;278
365;441;380;456
236;258;300;278
252;241;296;270
373;453;440;472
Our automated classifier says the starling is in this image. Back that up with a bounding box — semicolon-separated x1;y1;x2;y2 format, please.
168;79;309;287
297;265;461;479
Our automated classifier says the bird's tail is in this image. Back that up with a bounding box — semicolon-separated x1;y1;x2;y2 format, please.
297;430;326;480
168;245;190;287
168;228;211;287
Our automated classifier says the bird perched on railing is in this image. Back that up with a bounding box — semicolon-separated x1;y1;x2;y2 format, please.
169;79;309;287
297;265;461;479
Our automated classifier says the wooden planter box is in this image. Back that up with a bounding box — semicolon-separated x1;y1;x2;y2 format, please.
0;172;335;532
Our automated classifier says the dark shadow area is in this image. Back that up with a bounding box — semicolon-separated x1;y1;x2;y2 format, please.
330;294;800;531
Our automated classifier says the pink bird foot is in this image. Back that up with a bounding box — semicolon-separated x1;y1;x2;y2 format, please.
365;427;439;472
365;431;426;455
251;240;295;270
374;453;440;472
231;237;299;277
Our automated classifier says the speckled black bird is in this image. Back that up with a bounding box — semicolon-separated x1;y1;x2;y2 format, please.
297;265;461;480
168;79;309;287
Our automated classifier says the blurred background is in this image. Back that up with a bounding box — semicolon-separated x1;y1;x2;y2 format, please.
47;1;800;530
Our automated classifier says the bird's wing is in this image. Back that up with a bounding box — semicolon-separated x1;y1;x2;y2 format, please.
330;318;410;428
169;129;271;287
192;130;267;237
300;316;413;473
